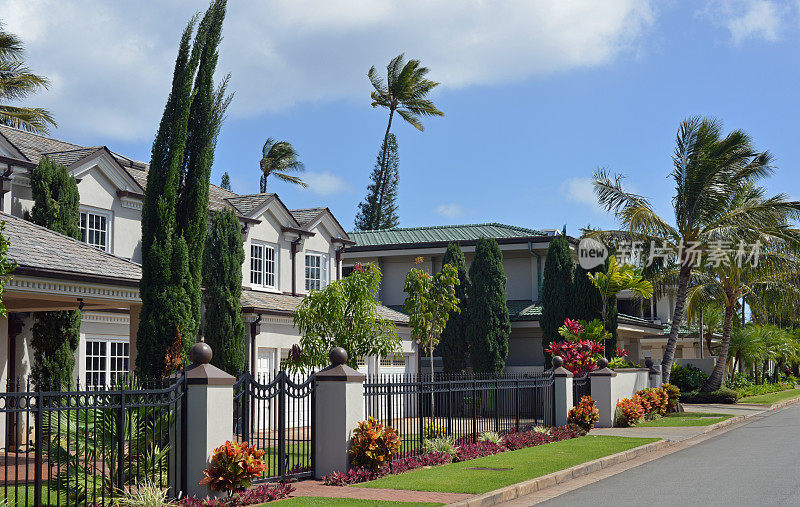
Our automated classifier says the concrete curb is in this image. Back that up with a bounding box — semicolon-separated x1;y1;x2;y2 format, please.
448;394;800;507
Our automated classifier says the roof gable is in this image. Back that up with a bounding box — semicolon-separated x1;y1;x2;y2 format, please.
59;147;144;194
292;208;349;240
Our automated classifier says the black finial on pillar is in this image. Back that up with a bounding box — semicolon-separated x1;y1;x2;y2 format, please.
329;347;348;366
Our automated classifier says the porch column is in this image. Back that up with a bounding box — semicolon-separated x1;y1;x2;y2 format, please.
552;356;573;427
590;358;618;428
128;303;141;370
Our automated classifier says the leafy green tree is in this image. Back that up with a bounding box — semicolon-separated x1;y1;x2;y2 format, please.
465;238;510;374
293;263;400;370
203;209;245;375
259;138;306;192
368;53;442;228
594;116;783;383
27;157;80;387
0;24;56;133
137;1;229;376
355;134;399;230
220;172;231;190
439;243;470;373
404;260;460;378
540;230;573;361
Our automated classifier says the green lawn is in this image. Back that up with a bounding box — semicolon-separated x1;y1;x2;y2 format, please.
354;435;658;494
739;388;800;405
634;412;732;427
273;497;443;506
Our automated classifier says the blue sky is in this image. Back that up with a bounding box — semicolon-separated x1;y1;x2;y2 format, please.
4;0;799;235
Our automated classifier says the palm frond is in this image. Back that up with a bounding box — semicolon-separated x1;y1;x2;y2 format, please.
0;105;56;133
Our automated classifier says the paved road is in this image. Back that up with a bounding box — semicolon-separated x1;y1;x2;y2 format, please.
527;403;800;506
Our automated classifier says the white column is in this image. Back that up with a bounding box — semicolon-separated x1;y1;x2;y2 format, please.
552;357;573;427
590;358;618;428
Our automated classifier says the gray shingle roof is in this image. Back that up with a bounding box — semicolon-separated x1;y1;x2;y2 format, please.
226;193;276;216
349;223;548;248
241;288;409;324
0;125;84;162
290;208;326;226
42;147;104;167
2;212;142;282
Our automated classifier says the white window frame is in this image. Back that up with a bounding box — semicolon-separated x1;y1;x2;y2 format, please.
85;337;130;388
305;252;329;292
80;207;112;253
250;241;279;291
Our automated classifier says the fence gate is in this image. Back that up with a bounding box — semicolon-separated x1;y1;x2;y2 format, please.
573;373;591;406
234;371;315;481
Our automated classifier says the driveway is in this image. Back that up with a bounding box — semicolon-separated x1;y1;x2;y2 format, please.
509;403;800;506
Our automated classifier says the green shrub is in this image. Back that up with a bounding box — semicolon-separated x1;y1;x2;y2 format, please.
680;388;739;404
349;417;402;470
116;480;169;507
422;422;448;439
422;436;457;458
670;364;709;392
737;382;794;398
477;431;503;446
663;383;680;412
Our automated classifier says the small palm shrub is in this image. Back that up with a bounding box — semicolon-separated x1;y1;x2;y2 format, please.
422;422;448;439
199;441;266;495
568;396;599;431
422;436;458;459
477;431;503;446
349;417;402;470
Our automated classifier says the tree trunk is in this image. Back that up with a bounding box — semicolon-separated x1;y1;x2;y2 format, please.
702;300;735;392
374;109;395;229
429;345;435;418
699;306;704;359
661;263;692;383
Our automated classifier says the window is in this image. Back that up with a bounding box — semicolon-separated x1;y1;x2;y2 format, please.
305;253;328;292
85;339;129;388
80;210;110;252
250;243;277;289
380;355;406;368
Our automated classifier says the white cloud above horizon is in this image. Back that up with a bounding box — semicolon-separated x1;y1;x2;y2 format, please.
0;0;655;141
561;177;599;209
701;0;785;44
302;171;350;196
436;203;467;219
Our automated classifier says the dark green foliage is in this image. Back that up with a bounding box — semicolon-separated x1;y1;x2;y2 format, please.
220;172;231;190
203;209;245;375
541;232;573;360
670;364;709;393
465;238;510;373
355;134;399;230
439;243;470;373
680;388;738;404
27;157;81;387
137;1;229;376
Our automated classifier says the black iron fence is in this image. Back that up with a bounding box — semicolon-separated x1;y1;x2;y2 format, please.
0;374;186;506
364;372;555;459
573;373;591;406
233;371;315;482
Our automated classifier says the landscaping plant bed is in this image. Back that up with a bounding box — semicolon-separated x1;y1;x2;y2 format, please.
738;387;800;405
632;412;732;427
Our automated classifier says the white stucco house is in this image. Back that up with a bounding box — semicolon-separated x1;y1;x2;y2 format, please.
342;224;704;371
0;125;414;391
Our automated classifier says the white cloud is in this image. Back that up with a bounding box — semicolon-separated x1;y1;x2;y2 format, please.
702;1;784;44
0;0;655;141
303;171;350;196
436;203;467;219
561;177;598;208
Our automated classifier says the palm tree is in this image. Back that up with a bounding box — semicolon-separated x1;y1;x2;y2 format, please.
368;53;443;225
587;255;653;337
727;326;765;374
259;138;306;192
0;25;56;133
687;302;724;356
593;116;781;383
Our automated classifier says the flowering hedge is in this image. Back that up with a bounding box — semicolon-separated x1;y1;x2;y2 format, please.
568;396;599;431
615;385;677;426
176;482;295;505
199;441;266;494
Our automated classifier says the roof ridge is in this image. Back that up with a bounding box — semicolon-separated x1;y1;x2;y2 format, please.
0;125;85;149
349;222;543;234
228;192;275;199
289;206;327;212
42;146;102;155
1;212;142;266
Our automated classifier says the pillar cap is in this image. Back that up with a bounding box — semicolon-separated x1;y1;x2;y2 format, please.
185;363;236;385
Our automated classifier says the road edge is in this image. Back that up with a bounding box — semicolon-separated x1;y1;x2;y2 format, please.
448;394;800;507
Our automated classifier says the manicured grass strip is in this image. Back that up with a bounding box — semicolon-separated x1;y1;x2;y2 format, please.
739;387;800;405
355;435;658;494
633;412;732;427
273;497;443;506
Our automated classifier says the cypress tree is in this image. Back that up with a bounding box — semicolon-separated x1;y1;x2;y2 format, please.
439;242;470;373
540;230;573;361
354;134;399;230
137;1;229;376
220;172;231;190
203;209;245;375
27;157;81;388
466;238;510;374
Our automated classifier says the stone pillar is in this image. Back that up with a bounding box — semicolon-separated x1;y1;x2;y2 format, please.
314;347;366;479
590;358;618;428
646;358;662;388
184;341;235;499
551;356;573;427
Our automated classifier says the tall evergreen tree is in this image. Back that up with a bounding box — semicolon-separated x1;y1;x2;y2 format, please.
465;238;510;374
540;229;573;361
355;134;399;230
220;172;231;190
137;1;229;376
439;242;470;373
26;157;81;387
203;209;245;375
572;263;603;322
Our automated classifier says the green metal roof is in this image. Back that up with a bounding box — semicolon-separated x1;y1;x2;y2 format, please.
349;223;547;248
